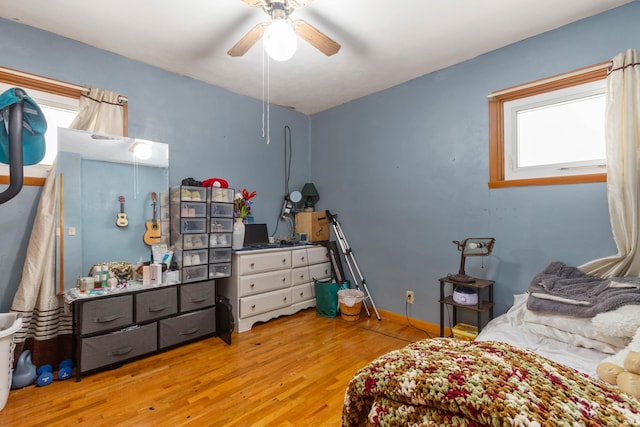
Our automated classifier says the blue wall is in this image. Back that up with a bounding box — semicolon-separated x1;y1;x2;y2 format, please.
0;18;311;311
1;3;639;327
310;3;640;323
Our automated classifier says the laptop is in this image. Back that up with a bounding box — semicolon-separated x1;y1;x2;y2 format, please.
243;223;274;248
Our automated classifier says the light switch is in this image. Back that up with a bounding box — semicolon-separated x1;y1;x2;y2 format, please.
68;227;76;236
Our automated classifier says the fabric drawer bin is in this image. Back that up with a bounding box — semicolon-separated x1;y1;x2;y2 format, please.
240;289;292;318
180;280;215;312
80;323;157;372
135;287;178;323
79;295;133;335
158;308;216;349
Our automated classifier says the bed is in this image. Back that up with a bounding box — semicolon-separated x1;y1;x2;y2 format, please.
342;263;640;426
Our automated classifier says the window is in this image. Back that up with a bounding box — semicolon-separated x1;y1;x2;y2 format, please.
488;62;609;188
0;84;79;179
0;67;85;186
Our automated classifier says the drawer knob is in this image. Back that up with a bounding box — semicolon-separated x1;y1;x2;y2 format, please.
250;283;255;289
250;262;255;268
301;256;305;261
299;274;304;279
282;258;286;264
282;277;286;283
283;297;287;302
299;292;304;297
251;304;256;310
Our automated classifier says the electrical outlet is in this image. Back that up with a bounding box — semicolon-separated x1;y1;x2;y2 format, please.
406;290;414;304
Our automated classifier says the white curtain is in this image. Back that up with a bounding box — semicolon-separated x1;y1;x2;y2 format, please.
10;161;66;364
11;86;126;366
70;87;126;135
580;49;640;277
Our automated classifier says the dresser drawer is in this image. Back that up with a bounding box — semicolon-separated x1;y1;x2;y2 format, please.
80;323;157;372
79;295;133;335
240;289;292;318
238;251;291;275
158;307;216;349
291;266;311;286
239;270;291;297
291;248;310;268
135;287;178;323
307;262;332;281
292;283;315;304
306;246;330;265
180;280;215;312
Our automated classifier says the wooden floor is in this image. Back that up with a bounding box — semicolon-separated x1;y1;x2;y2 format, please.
1;308;432;427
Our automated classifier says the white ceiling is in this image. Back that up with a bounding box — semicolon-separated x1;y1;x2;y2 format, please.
0;0;632;114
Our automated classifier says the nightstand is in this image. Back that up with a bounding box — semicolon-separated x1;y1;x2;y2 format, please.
438;276;494;337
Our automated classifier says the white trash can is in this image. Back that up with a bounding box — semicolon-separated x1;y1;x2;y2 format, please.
0;313;22;411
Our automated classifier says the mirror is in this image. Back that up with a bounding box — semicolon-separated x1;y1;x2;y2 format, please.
56;128;169;293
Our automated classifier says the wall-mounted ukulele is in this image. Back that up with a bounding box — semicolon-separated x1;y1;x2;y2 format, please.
143;192;162;246
116;195;129;227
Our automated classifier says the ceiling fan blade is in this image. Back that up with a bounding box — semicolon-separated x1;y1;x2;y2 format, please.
239;0;264;7
290;0;315;7
227;22;267;57
292;20;340;56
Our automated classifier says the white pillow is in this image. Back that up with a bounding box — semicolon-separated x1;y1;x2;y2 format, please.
592;304;640;338
523;306;630;351
525;322;624;354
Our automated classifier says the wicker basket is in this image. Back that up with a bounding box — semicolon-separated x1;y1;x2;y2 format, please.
340;301;363;321
338;289;365;322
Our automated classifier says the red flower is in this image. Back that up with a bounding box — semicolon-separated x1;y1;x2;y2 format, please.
242;188;256;201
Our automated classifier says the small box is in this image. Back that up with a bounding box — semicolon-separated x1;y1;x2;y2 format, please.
452;323;478;341
149;263;162;285
163;270;180;285
295;212;329;242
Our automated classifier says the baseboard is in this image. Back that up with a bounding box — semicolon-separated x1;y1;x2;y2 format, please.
376;308;450;337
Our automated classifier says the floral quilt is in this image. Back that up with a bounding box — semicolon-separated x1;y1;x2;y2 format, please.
342;338;640;426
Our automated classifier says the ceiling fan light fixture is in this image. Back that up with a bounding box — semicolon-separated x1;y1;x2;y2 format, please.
263;19;297;61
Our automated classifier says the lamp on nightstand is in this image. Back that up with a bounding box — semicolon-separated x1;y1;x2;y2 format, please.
450;237;495;283
301;183;319;211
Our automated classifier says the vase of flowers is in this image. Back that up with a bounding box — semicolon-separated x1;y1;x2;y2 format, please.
232;189;256;250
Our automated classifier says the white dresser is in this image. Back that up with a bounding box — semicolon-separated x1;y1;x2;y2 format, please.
219;245;331;332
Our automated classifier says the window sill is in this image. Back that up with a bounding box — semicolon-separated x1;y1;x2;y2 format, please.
488;173;606;188
0;175;46;187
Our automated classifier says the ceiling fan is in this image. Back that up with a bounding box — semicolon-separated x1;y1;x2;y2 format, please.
228;0;341;60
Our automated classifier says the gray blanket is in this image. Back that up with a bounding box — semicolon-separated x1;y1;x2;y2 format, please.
526;261;640;317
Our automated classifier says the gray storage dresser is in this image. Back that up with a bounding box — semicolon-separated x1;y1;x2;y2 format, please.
73;279;220;379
